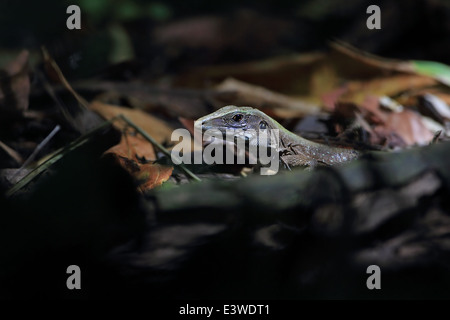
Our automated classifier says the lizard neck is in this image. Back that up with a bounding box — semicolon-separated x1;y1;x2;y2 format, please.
260;114;312;148
265;116;359;165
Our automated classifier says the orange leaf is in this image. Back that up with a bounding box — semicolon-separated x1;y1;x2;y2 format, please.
105;132;156;161
105;131;173;191
90;101;174;144
106;147;173;192
137;163;173;192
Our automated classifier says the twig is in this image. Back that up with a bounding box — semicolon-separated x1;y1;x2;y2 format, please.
11;125;61;183
6;117;116;197
0;140;23;165
119;114;201;182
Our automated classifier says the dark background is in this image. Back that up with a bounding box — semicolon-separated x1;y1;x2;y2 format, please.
1;0;449;78
1;0;450;300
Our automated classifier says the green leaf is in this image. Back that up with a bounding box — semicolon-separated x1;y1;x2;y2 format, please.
411;60;450;86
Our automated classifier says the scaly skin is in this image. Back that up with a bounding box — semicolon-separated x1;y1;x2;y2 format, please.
196;105;359;168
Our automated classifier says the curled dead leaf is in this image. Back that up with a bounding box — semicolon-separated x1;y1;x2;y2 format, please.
105;132;173;191
105;132;157;161
137;163;173;192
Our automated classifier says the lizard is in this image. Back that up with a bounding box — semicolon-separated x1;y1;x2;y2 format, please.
195;105;360;168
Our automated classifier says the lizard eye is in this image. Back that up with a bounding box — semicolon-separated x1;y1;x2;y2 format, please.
232;114;243;122
259;121;268;129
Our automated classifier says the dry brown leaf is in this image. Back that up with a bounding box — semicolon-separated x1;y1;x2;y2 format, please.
75;81;211;119
330;41;450;87
40;48;106;133
335;94;434;147
42;47;89;107
309;61;339;99
105;132;156;161
330;41;412;78
94;101;184;186
321;87;348;111
364;108;434;147
384;110;434;146
0;50;30;114
214;78;319;117
108;153;173;192
338;75;437;105
90;100;174;144
137;163;173;192
396;88;450;107
176;53;325;94
105;132;173;191
358;95;388;124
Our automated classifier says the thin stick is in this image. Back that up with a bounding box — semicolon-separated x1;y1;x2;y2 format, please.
11;125;61;182
6;117;116;197
0;140;23;164
119;114;201;182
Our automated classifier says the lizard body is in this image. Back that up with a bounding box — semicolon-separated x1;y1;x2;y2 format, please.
196;105;359;168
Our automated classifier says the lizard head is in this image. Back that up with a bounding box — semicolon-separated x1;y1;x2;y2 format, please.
195;105;273;133
195;105;279;147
